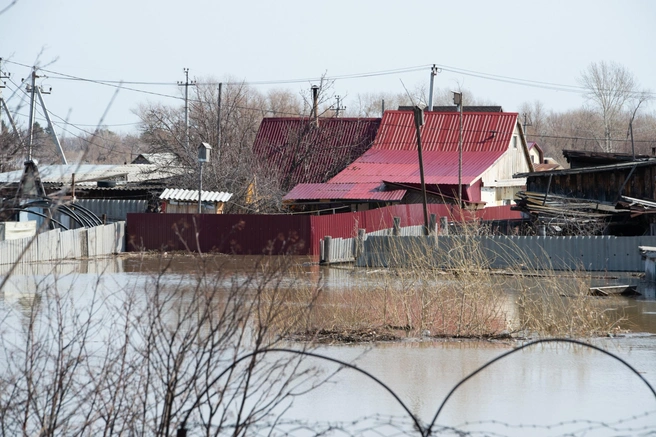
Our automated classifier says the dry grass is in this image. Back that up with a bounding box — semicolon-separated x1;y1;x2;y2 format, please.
275;222;627;342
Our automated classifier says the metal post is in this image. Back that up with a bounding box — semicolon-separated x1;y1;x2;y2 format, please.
413;106;430;236
428;64;437;111
183;68;189;153
217;82;222;159
198;161;203;214
630;120;635;161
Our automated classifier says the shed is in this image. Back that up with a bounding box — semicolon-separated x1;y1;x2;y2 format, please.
159;188;233;214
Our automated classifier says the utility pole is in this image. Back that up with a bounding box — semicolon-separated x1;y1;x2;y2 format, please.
413;106;430;235
22;66;67;164
217;82;222;161
453;92;463;208
334;95;346;117
627;102;644;161
178;68;196;154
26;67;37;161
522;113;532;140
427;64;439;111
0;60;22;147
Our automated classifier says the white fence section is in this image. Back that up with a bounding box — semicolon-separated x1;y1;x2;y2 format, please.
0;222;125;266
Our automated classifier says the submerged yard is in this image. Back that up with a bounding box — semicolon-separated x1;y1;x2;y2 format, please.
0;253;654;436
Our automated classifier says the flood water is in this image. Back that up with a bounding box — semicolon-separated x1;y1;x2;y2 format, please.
1;254;655;436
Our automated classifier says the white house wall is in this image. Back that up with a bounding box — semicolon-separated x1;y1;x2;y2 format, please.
479;123;530;206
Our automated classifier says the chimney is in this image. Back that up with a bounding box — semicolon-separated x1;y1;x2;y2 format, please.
311;85;319;126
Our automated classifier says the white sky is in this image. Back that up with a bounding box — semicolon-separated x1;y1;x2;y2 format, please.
2;0;655;138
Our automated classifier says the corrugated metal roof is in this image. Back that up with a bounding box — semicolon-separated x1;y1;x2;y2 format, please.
283;183;405;202
329;150;504;185
131;153;179;166
0;164;181;184
160;188;233;202
252;117;381;187
372;110;518;152
282;110;518;203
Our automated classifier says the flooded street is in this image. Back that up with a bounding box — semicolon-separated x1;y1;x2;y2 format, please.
1;254;655;436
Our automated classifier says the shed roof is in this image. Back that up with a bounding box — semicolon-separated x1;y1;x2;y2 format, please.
0;163;180;185
160;188;233;203
131;153;179;166
252;117;381;187
283;183;406;202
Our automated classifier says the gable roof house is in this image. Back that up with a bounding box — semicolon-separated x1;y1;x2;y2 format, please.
252;117;381;194
283;110;534;212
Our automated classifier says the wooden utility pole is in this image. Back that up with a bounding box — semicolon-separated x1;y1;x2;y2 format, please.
453;92;463;208
413;106;430;235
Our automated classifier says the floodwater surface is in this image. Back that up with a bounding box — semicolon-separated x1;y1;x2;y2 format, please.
1;254;655;436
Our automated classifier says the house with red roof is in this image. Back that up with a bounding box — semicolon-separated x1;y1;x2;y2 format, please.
252;117;381;193
283;109;534;211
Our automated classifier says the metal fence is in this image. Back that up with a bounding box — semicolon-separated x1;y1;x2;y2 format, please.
0;222;125;266
320;224;426;264
76;199;148;223
356;234;656;272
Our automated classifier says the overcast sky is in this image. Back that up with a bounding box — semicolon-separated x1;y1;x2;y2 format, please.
2;0;655;139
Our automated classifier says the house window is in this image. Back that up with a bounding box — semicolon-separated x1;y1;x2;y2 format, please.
512;136;518;149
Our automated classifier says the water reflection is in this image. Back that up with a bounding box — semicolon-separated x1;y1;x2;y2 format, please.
1;255;655;436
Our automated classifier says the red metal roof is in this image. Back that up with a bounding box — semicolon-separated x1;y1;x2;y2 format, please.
283;183;406;202
372;110;518;152
252;117;381;188
283;110;519;203
329;149;504;185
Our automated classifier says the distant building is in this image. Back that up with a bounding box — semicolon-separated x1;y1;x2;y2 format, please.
252;117;381;191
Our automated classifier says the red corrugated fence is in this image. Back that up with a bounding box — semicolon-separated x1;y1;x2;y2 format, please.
127;205;523;256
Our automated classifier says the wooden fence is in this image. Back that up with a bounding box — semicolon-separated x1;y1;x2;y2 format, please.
0;222;125;266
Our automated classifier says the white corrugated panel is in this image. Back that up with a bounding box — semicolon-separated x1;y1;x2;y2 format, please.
160;188;233;203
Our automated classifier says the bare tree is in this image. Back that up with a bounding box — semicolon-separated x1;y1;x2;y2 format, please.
0;254;325;436
579;61;652;152
137;78;306;213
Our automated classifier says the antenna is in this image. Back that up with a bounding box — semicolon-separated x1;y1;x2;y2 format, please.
400;79;416;107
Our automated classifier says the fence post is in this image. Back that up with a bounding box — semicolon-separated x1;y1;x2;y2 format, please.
393;217;401;236
440;217;449;236
429;214;437;236
354;228;365;259
323;236;332;264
